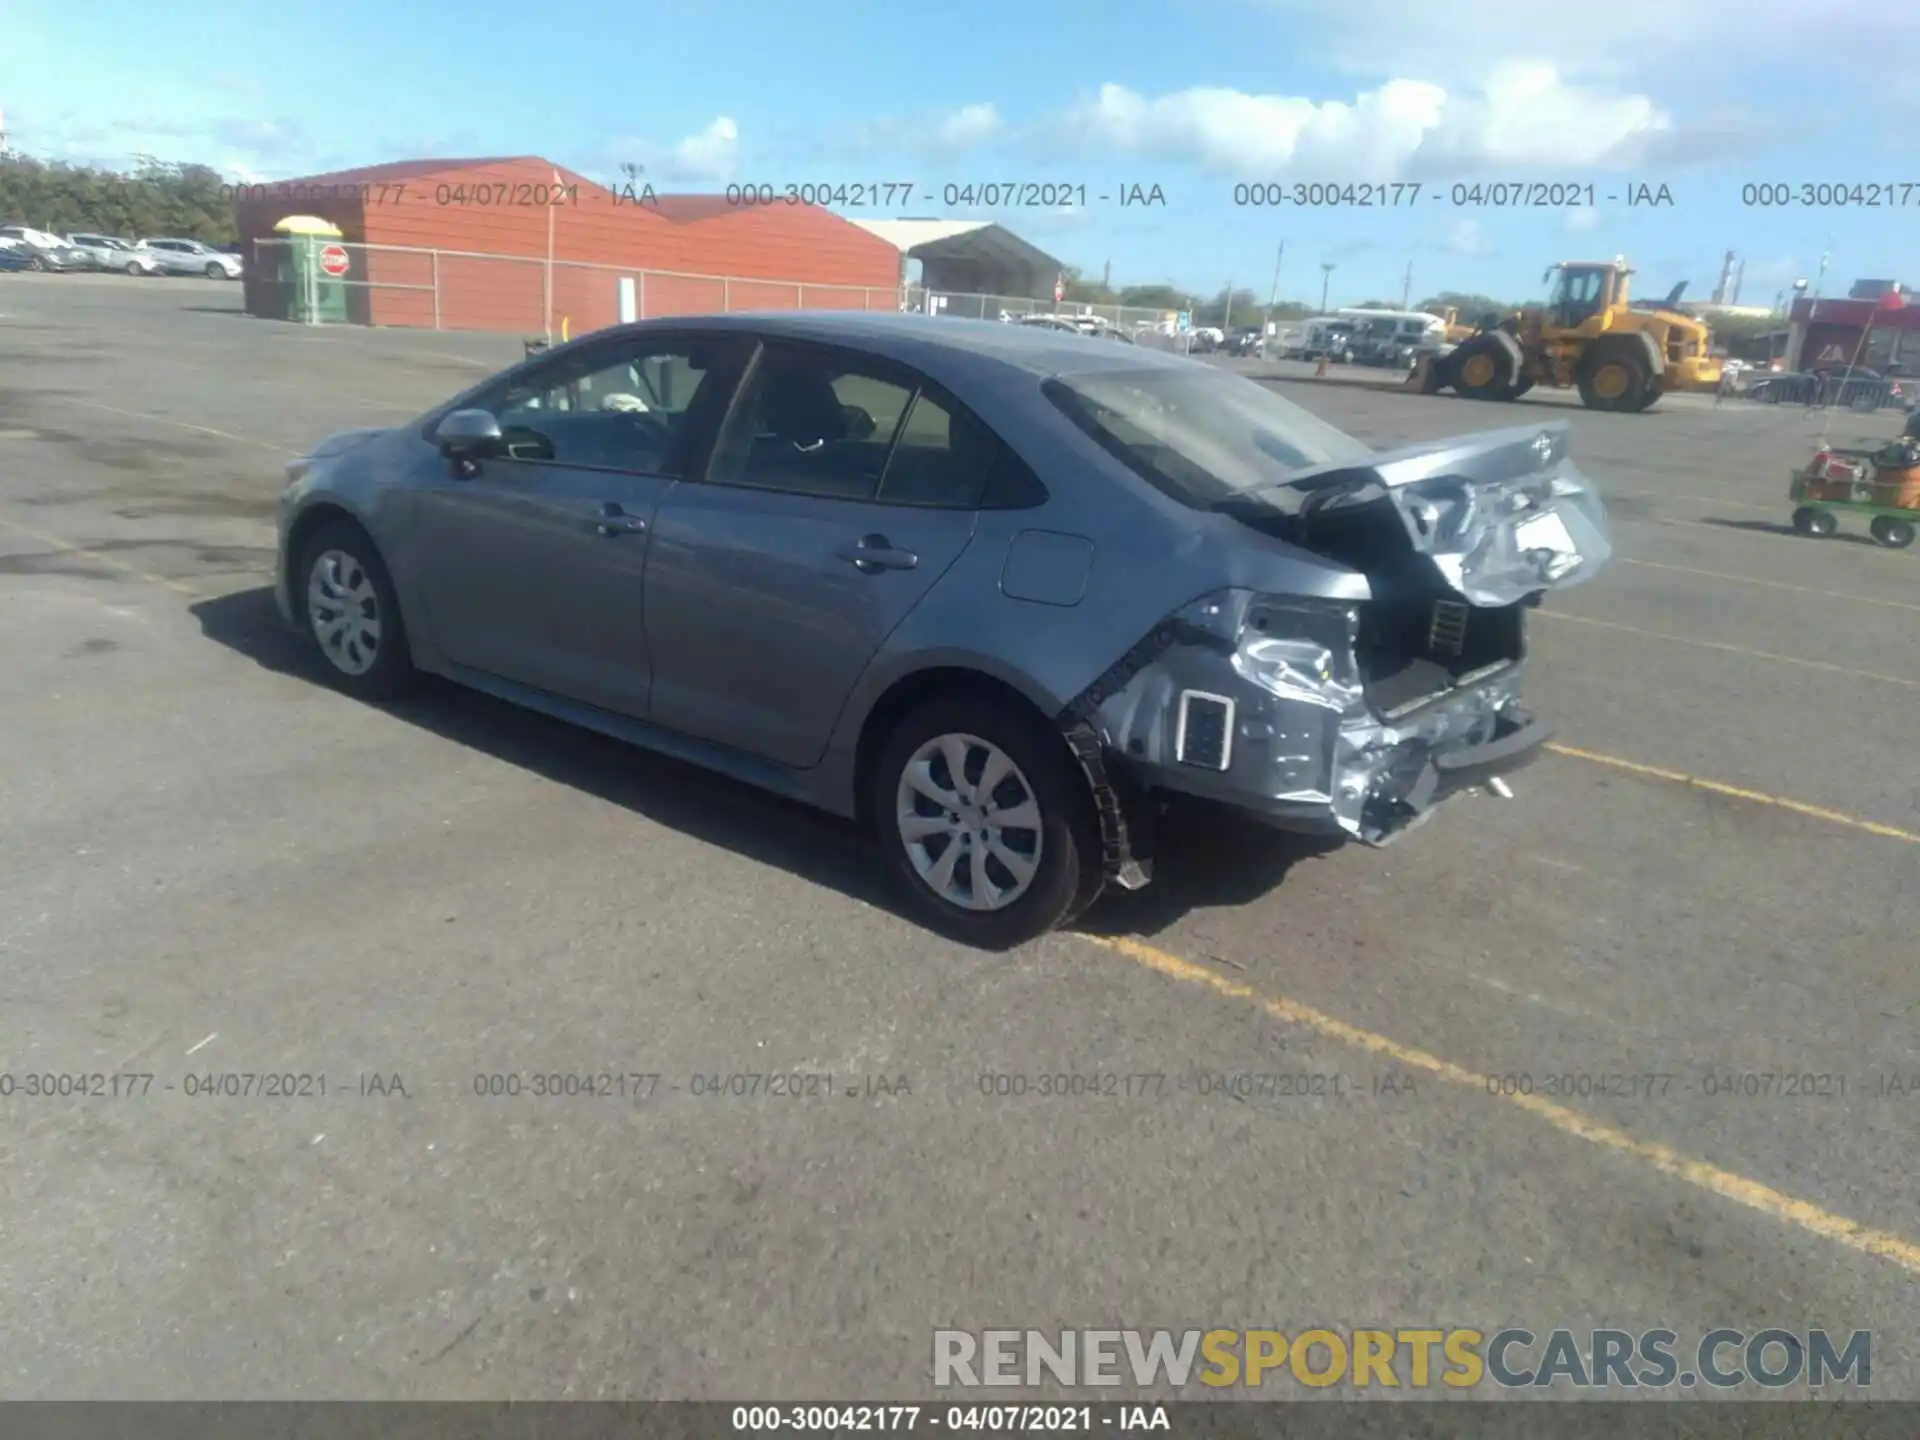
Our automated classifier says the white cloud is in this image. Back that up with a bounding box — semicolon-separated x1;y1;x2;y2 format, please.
1565;205;1600;234
665;117;738;182
835;102;1005;160
5;106;317;173
1055;65;1749;179
935;103;1001;149
596;116;740;185
1269;0;1920;88
1445;220;1492;256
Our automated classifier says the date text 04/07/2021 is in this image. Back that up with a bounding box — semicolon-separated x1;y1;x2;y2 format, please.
728;1405;1170;1432
1228;181;1676;208
720;182;1167;209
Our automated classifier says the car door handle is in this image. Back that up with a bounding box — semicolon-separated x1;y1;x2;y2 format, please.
594;502;648;537
836;534;919;573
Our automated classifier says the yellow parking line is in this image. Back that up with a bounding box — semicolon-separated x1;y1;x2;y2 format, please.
1083;934;1920;1277
1617;557;1920;613
1544;742;1920;844
1535;610;1920;690
59;398;292;455
0;513;200;597
1660;514;1912;558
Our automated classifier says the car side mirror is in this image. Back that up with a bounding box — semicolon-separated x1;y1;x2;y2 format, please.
434;408;504;471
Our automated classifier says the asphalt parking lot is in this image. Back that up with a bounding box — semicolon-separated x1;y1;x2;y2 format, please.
3;273;1917;1402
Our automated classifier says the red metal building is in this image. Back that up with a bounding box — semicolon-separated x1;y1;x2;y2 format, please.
1786;291;1920;372
235;156;903;333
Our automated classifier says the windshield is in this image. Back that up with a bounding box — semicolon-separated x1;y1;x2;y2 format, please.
1043;366;1372;508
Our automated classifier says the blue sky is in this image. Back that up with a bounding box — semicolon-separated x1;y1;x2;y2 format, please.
5;0;1918;305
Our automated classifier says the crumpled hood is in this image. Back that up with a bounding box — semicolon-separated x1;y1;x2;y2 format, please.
1216;419;1612;608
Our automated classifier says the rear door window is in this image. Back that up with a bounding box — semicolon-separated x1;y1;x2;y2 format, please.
706;344;913;500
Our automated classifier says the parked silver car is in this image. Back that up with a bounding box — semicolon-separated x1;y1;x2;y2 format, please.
0;226;92;271
275;313;1611;945
140;237;242;279
68;233;164;275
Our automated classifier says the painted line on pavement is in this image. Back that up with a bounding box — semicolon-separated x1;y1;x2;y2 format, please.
1545;742;1920;845
1083;933;1920;1278
1535;610;1920;690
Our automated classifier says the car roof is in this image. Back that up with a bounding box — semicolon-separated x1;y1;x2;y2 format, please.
591;311;1201;380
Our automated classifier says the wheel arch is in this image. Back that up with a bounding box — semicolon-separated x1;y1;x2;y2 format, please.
851;664;1081;830
284;500;386;626
1584;329;1664;379
1448;330;1525;391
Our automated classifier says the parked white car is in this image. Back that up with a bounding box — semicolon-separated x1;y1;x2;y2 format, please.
68;233;164;275
140;238;242;279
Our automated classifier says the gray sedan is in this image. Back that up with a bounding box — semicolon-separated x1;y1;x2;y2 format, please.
275;313;1611;946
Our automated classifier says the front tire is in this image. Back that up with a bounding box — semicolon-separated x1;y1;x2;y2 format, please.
873;697;1102;948
125;261;142;276
295;520;413;701
1449;336;1516;400
1578;344;1652;412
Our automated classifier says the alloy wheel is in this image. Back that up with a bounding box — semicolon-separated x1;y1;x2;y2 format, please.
306;548;383;676
894;732;1045;912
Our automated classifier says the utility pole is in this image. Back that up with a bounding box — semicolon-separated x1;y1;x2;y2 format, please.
1400;259;1413;310
1223;281;1233;331
1101;259;1110;291
1814;248;1830;299
1268;242;1285;315
1320;262;1335;314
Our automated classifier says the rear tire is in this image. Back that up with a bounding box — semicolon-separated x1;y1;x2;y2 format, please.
1870;515;1915;549
1578;343;1652;412
125;261;142;276
872;696;1103;949
294;520;414;702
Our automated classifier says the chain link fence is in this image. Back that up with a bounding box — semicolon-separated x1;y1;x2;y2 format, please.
903;286;1199;352
247;238;902;334
242;241;1207;356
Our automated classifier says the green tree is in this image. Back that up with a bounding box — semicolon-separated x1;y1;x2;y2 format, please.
1192;286;1262;328
0;153;237;243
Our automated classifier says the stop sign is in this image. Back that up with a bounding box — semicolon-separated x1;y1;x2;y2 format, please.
319;244;350;277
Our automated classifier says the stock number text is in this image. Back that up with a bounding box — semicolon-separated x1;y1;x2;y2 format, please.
1742;182;1920;208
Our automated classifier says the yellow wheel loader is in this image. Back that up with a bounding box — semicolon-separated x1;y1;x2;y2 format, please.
1425;261;1722;412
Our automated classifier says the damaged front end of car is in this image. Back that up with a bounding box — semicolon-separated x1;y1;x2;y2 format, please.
1061;421;1611;883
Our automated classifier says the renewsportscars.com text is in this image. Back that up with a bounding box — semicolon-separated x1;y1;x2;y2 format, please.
932;1328;1871;1391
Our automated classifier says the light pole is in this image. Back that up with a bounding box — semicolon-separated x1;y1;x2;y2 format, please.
1319;263;1335;314
1268;242;1285;318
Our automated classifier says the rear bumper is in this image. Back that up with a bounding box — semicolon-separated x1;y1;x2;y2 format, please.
1116;675;1550;845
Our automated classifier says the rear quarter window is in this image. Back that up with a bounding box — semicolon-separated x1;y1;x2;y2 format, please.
1042;367;1370;509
